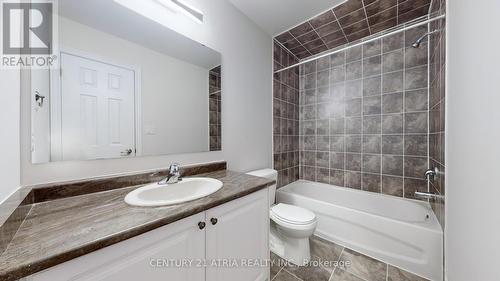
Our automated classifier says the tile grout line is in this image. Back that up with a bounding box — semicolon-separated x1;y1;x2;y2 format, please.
331;10;349;44
329;247;346;281
299;65;303;181
329;239;393;281
287;30;314;58
402;28;406;197
338;251;374;281
360;42;365;190
282;268;303;281
426;17;431;195
379;35;384;194
310;24;330;54
274;39;301;67
299;165;428;182
274;46;295;74
330;53;335;185
396;0;399;25
271;266;284;281
361;0;373;35
341;50;346;186
299;107;429;117
314;60;318;182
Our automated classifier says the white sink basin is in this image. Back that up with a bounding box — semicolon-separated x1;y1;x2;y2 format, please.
125;177;223;207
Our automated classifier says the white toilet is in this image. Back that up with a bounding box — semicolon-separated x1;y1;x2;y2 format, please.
247;169;317;266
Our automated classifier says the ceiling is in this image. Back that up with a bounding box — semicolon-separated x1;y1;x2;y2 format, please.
274;0;432;60
228;0;347;36
59;0;221;69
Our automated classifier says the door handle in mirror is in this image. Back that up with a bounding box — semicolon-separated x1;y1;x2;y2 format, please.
35;91;46;107
121;149;133;156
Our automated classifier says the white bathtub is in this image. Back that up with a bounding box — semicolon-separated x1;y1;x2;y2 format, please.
276;180;443;281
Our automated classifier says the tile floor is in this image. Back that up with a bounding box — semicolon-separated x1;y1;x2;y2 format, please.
270;236;430;281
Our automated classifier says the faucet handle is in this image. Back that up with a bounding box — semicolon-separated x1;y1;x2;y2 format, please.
424;167;438;181
169;163;180;175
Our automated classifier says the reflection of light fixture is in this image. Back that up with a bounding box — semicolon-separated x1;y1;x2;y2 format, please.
155;0;204;24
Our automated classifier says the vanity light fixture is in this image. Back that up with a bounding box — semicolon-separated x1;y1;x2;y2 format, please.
155;0;204;24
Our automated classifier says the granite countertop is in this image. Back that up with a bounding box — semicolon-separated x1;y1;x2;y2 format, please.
0;170;274;281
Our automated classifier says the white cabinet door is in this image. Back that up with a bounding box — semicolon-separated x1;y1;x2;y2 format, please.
205;189;269;281
60;53;136;161
27;213;205;281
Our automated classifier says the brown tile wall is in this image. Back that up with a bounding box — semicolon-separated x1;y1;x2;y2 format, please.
209;66;222;151
297;25;430;199
273;43;300;187
429;0;446;228
275;0;432;60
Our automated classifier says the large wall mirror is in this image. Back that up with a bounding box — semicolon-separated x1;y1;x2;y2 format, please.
30;0;222;164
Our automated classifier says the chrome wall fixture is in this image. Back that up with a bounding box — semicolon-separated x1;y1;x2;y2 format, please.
415;191;444;201
415;168;443;200
424;167;439;182
412;29;442;48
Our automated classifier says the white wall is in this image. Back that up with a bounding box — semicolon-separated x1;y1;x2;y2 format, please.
0;69;21;203
21;0;273;185
446;0;500;280
59;17;209;156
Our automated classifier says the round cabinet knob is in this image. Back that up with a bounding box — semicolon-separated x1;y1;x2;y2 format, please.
198;222;206;230
210;218;218;225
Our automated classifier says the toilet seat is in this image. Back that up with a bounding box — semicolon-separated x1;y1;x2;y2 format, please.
270;203;316;225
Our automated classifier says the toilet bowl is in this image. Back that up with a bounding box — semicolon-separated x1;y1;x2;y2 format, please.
270;203;317;265
246;169;317;266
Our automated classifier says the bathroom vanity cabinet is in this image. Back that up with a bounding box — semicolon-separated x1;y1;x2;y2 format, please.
23;189;269;281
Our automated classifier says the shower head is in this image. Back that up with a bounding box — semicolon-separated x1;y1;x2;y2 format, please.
412;35;427;48
411;29;441;48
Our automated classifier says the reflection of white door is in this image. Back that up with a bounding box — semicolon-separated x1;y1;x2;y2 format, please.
60;53;136;160
31;69;51;163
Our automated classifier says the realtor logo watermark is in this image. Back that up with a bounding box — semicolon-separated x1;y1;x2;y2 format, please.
1;0;58;69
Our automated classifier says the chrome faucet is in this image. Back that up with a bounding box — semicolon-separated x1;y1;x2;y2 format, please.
415;191;444;201
424;167;438;182
414;167;444;200
158;163;182;185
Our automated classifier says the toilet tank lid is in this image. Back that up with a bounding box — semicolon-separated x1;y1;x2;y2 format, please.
246;169;278;180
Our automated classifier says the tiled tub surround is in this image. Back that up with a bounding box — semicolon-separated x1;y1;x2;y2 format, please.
298;25;430;200
271;236;430;281
274;0;432;59
273;42;300;187
0;168;275;281
428;0;446;228
209;66;222;151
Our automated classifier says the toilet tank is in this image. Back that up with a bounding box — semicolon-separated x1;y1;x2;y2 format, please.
246;169;277;207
